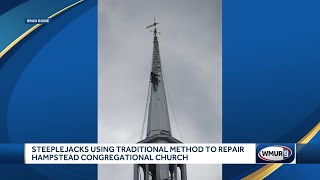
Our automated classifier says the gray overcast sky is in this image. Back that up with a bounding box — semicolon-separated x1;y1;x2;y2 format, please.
98;0;221;179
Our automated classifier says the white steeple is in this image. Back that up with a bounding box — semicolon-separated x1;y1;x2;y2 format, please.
134;19;187;180
146;25;172;138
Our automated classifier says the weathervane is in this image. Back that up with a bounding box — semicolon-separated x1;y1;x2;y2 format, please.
146;18;161;37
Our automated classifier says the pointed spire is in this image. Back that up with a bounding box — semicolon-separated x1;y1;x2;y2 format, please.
134;20;187;180
145;19;172;138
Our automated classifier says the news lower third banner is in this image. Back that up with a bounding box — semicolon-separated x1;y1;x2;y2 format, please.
2;143;320;164
24;144;256;164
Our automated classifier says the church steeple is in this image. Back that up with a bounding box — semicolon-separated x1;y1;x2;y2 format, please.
133;19;187;180
146;19;172;138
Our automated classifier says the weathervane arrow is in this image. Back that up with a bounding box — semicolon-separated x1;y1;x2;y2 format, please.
146;18;159;29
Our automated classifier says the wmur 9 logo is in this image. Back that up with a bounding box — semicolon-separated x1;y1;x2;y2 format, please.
256;144;295;163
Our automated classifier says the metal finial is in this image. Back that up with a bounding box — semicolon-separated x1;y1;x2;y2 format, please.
146;18;159;30
146;18;161;38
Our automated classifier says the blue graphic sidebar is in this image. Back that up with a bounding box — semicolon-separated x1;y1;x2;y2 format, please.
0;0;97;179
296;133;320;164
0;0;29;16
223;0;320;179
0;144;24;164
